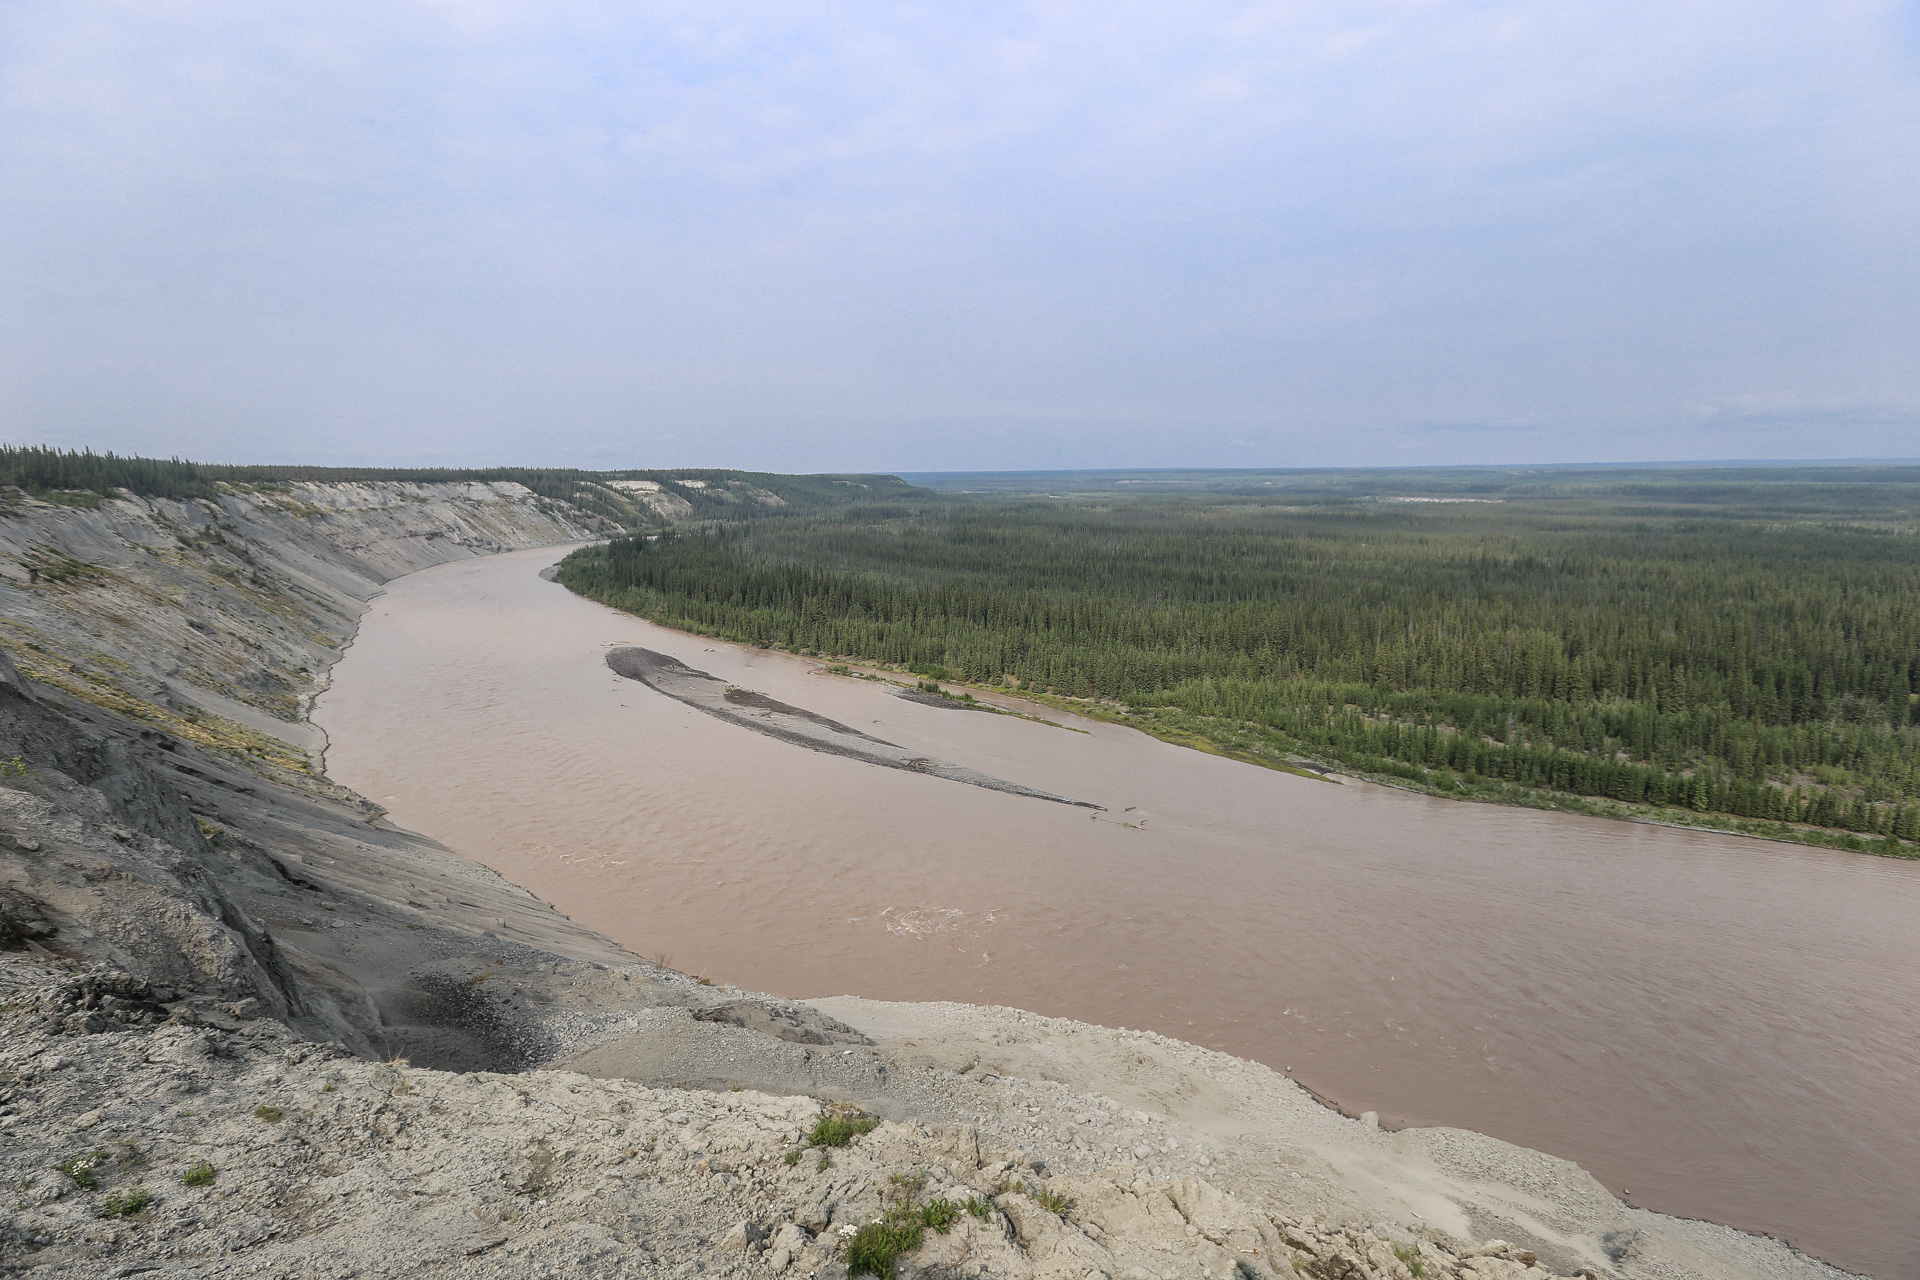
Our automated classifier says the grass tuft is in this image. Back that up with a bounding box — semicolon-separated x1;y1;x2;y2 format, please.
919;1198;962;1232
98;1186;152;1218
182;1160;216;1188
807;1110;878;1149
847;1208;931;1278
252;1105;282;1123
1026;1181;1072;1216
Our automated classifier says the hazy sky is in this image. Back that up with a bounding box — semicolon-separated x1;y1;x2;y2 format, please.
3;2;1917;472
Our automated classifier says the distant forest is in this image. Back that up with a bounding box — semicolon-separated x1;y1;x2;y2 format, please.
560;467;1920;854
0;444;913;530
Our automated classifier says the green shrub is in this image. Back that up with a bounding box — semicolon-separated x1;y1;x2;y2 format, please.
965;1195;993;1219
182;1161;216;1188
252;1105;282;1123
98;1186;151;1218
782;1148;801;1167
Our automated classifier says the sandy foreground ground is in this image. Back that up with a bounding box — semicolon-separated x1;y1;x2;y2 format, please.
0;952;1855;1280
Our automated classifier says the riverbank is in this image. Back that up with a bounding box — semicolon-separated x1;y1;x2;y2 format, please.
552;522;1920;864
639;656;1920;862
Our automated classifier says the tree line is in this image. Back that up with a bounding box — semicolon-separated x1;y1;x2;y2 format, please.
0;444;915;529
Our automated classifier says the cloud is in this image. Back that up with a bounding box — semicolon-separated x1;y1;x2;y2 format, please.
1;1;1917;470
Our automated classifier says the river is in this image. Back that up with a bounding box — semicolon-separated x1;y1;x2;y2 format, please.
313;545;1920;1277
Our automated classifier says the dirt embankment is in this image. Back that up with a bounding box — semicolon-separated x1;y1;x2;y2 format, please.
0;487;1861;1280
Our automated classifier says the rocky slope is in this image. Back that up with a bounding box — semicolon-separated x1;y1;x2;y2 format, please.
0;481;1863;1279
0;948;1847;1280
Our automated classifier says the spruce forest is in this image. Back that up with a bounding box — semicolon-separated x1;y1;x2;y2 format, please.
559;467;1920;855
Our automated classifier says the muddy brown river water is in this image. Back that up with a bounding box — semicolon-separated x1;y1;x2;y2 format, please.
314;546;1920;1278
